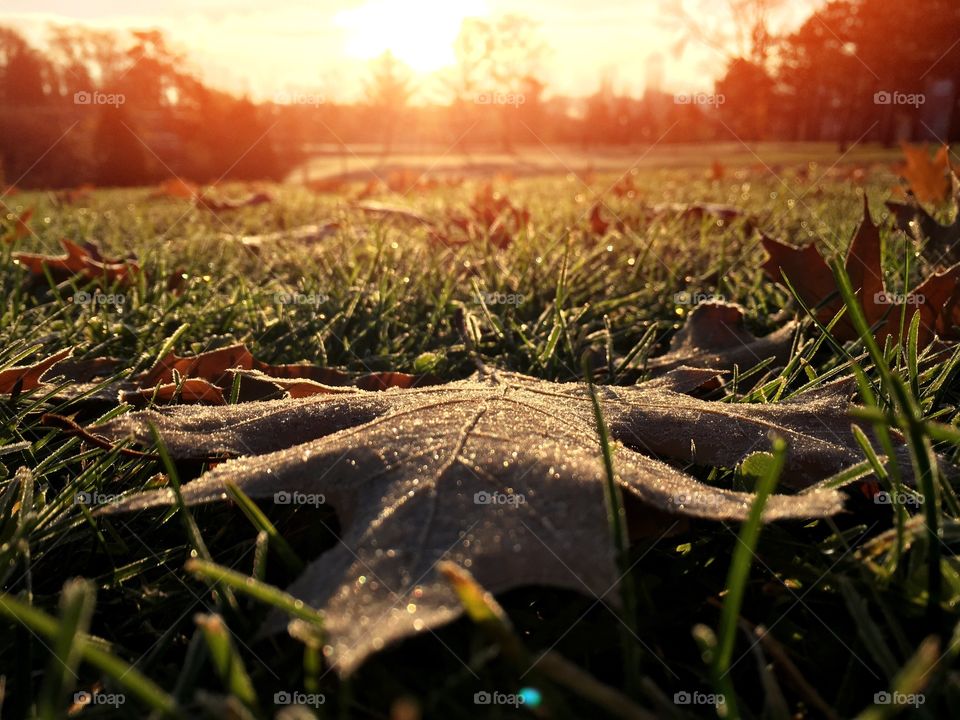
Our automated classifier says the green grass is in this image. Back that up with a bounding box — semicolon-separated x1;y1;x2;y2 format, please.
1;161;959;718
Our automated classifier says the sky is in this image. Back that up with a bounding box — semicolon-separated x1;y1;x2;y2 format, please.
0;0;821;102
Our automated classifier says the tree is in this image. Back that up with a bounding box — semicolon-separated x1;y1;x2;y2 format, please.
92;105;150;186
716;58;775;140
447;15;546;151
364;51;414;159
0;27;49;105
661;0;789;67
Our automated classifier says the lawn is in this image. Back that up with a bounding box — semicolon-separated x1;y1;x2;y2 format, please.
0;157;958;719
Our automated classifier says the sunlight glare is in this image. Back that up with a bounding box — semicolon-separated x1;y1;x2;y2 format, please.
336;0;487;72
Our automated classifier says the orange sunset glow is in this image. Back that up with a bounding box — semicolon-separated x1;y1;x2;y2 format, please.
2;3;960;716
1;0;819;101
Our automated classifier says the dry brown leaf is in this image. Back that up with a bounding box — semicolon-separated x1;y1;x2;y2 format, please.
52;184;94;207
141;345;256;387
762;198;960;346
647;302;796;375
385;169;439;194
354;202;432;226
227;223;341;249
222;369;356;401
136;344;436;404
589;203;611;236
611;174;639;199
0;348;73;393
195;191;272;212
897;144;951;205
148;178;199;200
121;378;226;406
49;356;123;383
649;202;744;224
13;238;140;285
587;203;626;238
2;208;33;243
305;177;347;194
886;182;960;267
355;179;384;200
432;185;531;249
95;368;873;675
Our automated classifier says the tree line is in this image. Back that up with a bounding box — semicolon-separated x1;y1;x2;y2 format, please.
1;0;959;188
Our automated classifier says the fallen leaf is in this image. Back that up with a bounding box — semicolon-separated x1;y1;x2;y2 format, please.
611;174;639;199
52;184;94;206
196;191;272;212
385;170;439;194
897;144;951;205
222;369;356;401
647;302;796;375
886;187;960;267
649;202;744;224
355;179;384;200
48;356;122;383
121;378;226;406
225;223;340;249
305;177;347;194
433;185;531;249
469;184;529;231
148;178;199;200
166;269;189;295
762;198;960;346
12;238;140;284
95;368;866;675
136;344;436;403
589;203;610;236
588;203;625;237
2;208;33;243
0;348;73;393
354;202;432;226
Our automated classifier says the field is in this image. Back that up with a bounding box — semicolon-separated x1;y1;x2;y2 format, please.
0;151;958;719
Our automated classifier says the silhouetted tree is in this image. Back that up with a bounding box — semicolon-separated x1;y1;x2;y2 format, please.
92;105;150;186
364;51;414;159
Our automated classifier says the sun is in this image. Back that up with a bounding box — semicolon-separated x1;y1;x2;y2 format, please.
336;0;486;73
